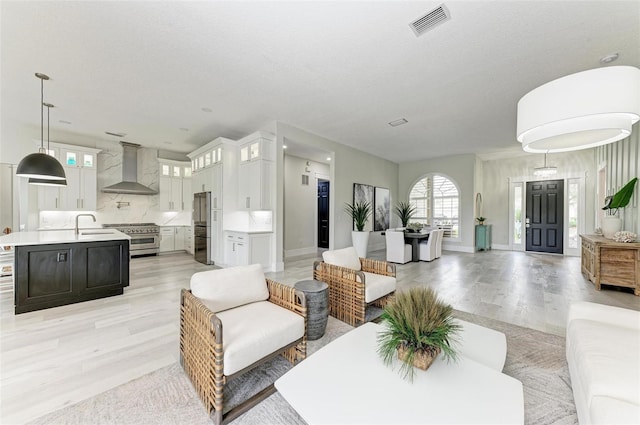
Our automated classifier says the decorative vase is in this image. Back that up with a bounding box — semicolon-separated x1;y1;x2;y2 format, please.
397;345;440;371
602;216;622;239
351;231;369;258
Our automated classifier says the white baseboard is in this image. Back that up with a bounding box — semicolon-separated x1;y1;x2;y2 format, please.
491;244;511;250
284;247;319;258
442;244;475;253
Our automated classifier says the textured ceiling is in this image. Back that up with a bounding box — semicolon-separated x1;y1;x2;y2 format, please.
1;1;639;163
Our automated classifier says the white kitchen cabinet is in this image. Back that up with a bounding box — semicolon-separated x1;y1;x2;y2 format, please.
174;226;186;251
210;210;223;264
182;178;192;212
160;226;190;252
158;160;190;211
38;143;100;211
60;167;97;210
191;160;222;199
159;176;182;210
238;132;274;162
238;160;272;210
184;226;193;254
210;164;222;209
159;227;175;252
224;231;272;269
225;232;248;266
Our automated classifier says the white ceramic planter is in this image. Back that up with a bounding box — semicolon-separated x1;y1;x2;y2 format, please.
351;231;370;258
602;216;622;239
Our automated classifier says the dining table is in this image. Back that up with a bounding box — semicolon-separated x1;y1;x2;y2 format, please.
403;230;431;261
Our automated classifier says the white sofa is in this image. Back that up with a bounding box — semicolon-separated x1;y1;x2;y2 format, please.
566;302;640;424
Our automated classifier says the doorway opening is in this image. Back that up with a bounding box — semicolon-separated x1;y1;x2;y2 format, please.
317;179;330;249
525;179;564;254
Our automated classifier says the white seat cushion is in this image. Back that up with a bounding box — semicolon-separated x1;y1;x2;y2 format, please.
323;246;361;271
362;272;396;303
216;301;305;375
190;264;268;313
567;319;640;408
590;396;640;425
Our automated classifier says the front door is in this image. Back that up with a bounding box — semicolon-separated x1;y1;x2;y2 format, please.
526;180;563;254
317;180;330;249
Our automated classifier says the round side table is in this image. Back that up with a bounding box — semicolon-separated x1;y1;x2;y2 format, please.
294;279;329;340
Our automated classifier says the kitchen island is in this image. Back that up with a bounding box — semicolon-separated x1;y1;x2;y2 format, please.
0;229;131;314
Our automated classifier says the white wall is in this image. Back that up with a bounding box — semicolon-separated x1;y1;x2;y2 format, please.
399;154;477;252
275;122;399;267
595;128;640;234
283;155;330;257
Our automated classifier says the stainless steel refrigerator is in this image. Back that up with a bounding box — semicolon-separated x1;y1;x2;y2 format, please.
193;192;212;265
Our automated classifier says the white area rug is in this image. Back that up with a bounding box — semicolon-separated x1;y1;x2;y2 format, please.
28;312;576;425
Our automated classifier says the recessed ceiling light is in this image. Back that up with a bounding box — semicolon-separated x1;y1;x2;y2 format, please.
600;53;619;64
389;118;408;127
326;157;331;161
283;145;288;149
201;107;212;113
105;131;126;137
59;120;72;125
179;127;189;132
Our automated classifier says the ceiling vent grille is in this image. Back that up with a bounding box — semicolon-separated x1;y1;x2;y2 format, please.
409;4;451;37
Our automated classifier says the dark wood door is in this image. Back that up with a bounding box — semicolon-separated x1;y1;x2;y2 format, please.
526;180;564;254
317;180;330;249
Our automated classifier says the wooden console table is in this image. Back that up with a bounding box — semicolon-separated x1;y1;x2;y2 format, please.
580;234;640;296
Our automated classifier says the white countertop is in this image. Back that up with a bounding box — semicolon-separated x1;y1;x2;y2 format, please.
0;229;130;247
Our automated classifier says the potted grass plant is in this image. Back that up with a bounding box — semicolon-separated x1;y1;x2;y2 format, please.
345;201;372;257
377;287;460;381
394;201;416;228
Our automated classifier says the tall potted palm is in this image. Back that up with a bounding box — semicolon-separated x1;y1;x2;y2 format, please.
345;201;372;257
394;201;416;228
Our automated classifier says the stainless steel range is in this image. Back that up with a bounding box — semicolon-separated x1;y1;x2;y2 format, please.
103;223;160;257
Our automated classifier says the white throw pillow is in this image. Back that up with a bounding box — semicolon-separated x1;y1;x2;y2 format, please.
190;264;269;313
323;246;362;271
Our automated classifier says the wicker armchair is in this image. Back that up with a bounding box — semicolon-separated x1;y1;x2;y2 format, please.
180;267;306;425
313;247;396;327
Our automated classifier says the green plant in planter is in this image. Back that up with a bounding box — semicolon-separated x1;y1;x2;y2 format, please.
476;216;486;224
377;287;460;382
602;177;638;215
344;201;372;231
394;201;416;227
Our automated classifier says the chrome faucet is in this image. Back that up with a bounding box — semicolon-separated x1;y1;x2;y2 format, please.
75;214;96;234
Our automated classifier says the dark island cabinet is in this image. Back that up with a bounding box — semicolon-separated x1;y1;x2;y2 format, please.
15;240;130;314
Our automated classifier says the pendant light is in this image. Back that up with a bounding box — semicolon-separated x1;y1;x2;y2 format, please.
16;73;67;181
533;153;557;178
29;102;67;186
517;66;640;153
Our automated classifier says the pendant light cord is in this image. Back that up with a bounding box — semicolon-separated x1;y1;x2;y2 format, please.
40;75;44;151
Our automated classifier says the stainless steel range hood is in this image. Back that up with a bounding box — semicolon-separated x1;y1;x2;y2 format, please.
102;142;157;195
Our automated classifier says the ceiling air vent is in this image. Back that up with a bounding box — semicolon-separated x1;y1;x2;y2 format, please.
409;4;451;37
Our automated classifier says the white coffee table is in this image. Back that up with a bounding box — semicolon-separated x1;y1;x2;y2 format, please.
275;321;523;424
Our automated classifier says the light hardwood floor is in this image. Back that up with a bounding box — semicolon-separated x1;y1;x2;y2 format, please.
1;249;638;424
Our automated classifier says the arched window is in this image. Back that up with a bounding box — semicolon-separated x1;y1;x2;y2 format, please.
409;174;459;238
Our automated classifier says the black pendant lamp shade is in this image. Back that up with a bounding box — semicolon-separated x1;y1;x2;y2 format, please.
27;102;67;186
18;152;66;180
16;73;67;182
